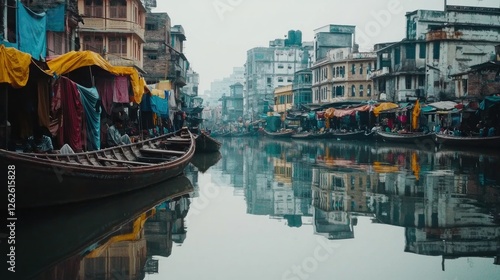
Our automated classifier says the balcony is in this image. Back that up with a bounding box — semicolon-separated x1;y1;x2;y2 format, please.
81;17;145;42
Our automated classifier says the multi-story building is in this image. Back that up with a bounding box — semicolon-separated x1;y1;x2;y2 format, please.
78;0;146;71
292;69;313;109
244;33;312;118
311;47;376;104
143;11;171;84
313;24;356;62
372;5;500;102
220;82;244;122
274;85;293;115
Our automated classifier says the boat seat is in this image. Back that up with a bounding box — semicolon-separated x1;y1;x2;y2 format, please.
96;157;154;166
136;156;171;163
139;148;185;156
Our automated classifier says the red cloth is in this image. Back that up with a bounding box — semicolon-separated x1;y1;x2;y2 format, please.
96;78;114;115
52;76;83;151
113;76;129;103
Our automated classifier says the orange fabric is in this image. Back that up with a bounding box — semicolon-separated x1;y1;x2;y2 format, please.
0;44;32;88
412;100;421;130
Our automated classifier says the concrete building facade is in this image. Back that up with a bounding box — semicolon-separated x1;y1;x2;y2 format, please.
312;47;376;104
245;37;312;118
78;0;146;71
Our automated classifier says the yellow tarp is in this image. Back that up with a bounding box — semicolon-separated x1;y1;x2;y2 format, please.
0;44;32;88
373;102;399;117
46;51;144;103
412;100;420;130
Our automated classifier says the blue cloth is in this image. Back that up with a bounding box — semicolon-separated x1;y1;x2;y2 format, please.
140;94;152;112
150;95;169;117
77;84;101;151
17;1;47;59
46;3;65;32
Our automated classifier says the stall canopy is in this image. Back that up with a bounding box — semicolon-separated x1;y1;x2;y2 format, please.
427;101;457;111
324;105;370;118
479;96;500;110
46;51;144;103
373;102;399;117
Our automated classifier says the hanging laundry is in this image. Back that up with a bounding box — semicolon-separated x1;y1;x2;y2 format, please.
113;76;130;103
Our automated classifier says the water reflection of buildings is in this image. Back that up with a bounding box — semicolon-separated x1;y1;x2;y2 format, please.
217;139;500;265
77;196;191;279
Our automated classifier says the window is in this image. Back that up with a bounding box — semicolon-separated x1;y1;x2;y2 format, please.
351;85;356;97
418;75;425;87
405;75;412;89
288;65;292;69
84;0;103;17
287;78;293;82
351;64;355;75
394;47;401;64
419;43;426;58
146;23;158;31
110;0;126;19
367;84;372;97
336;67;339;77
278;77;283;82
433;42;440;60
108;36;127;55
359;85;364;97
83;35;103;53
267;77;272;84
360;64;363;75
304;74;311;83
278;65;284;69
406;44;416;59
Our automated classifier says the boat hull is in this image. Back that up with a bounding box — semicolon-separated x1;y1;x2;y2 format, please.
435;134;500;149
1;128;195;208
376;131;436;145
195;132;222;153
329;131;368;141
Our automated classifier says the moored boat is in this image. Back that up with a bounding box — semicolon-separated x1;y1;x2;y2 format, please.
375;130;435;145
434;133;500;149
261;129;295;138
195;132;222;153
329;130;369;141
1;128;195;208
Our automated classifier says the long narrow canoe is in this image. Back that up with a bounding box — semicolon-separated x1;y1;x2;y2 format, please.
435;133;500;149
261;129;295;138
376;131;435;145
0;128;195;208
329;130;368;141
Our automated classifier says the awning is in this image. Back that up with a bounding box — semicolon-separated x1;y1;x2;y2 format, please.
427;101;457;111
373;102;399;117
46;51;144;103
479;96;500;110
0;44;35;88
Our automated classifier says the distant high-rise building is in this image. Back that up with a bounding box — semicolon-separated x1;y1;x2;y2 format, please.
245;32;313;118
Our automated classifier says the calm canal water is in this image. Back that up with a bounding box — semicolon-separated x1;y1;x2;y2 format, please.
14;138;500;280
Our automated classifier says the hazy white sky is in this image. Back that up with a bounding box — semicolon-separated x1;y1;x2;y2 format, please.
153;0;500;93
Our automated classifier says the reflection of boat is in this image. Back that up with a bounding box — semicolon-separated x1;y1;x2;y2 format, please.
261;129;295;138
435;134;500;149
291;132;316;139
190;151;222;173
329;130;368;141
0;128;195;208
195;132;222;153
15;176;194;280
376;131;435;144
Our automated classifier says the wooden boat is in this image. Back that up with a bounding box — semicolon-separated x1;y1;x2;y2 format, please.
190;151;222;173
291;132;316;139
0;128;195;208
329;130;368;141
261;129;295;138
434;134;500;149
375;131;435;145
15;175;193;280
195;132;222;153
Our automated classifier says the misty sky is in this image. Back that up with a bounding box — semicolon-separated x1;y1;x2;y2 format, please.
153;0;500;93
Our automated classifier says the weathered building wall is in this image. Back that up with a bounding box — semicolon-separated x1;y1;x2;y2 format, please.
467;72;500;97
143;13;171;83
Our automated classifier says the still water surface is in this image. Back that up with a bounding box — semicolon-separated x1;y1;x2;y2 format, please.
20;138;500;279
